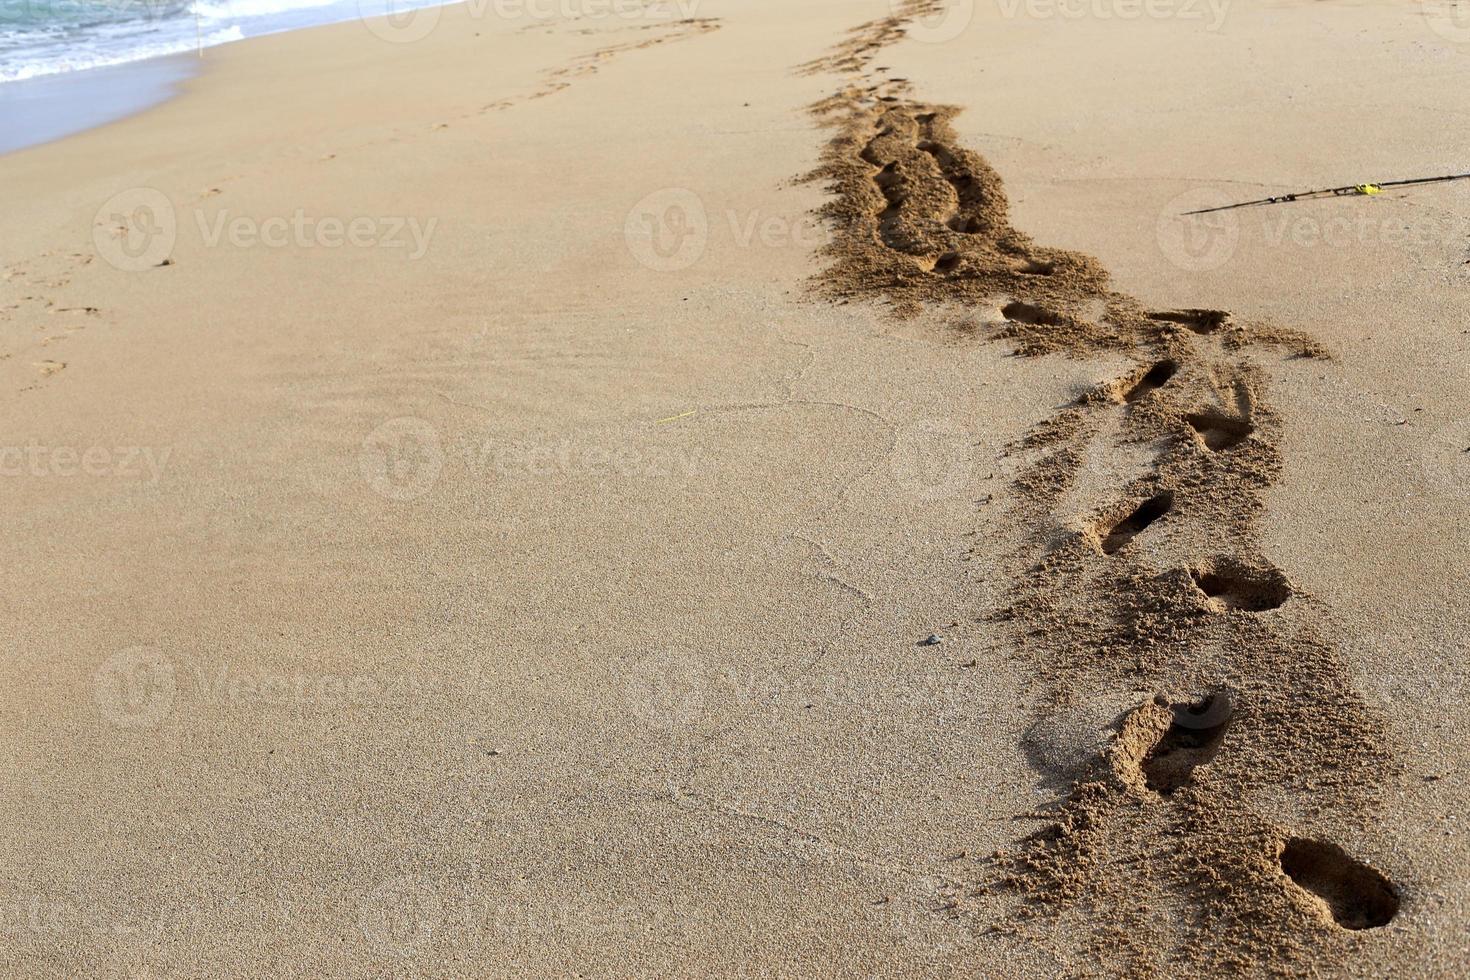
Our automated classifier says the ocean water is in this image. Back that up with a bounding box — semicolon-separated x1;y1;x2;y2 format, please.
0;0;453;83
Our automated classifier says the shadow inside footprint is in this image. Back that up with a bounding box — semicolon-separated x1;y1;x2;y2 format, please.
1123;360;1179;403
1142;692;1233;793
1186;411;1253;451
1148;309;1228;335
1279;838;1399;930
1100;491;1174;554
1001;301;1063;326
933;251;962;273
1009;256;1054;276
1191;559;1290;612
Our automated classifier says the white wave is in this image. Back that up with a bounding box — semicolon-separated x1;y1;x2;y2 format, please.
0;26;243;81
0;0;461;84
190;0;347;23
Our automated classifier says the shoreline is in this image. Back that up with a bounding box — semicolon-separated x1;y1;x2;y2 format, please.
0;0;467;157
0;52;199;158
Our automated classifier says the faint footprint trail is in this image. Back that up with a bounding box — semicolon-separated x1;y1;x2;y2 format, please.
477;18;721;117
2;253;103;393
799;1;1399;973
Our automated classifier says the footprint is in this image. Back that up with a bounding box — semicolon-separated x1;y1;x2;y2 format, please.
1149;309;1228;335
932;251;962;273
1001;301;1063;327
1100;491;1174;554
1122;359;1179;403
1279;838;1399;930
1190;559;1290;612
1141;691;1233;793
1186;410;1253;451
1008;256;1054;276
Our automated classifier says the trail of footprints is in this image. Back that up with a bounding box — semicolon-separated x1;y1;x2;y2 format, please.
474;18;720;118
1108;692;1395;930
803;1;1400;966
2;254;100;390
1087;350;1397;928
1078;329;1396;931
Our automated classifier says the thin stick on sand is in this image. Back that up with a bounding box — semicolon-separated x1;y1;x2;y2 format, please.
1182;171;1470;214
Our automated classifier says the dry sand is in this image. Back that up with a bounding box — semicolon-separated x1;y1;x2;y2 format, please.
1;0;1468;975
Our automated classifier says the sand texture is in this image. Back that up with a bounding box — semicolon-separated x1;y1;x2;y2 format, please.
1;0;1468;976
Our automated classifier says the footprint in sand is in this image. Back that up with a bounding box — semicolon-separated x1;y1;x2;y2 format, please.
931;251;962;273
1186;410;1254;451
1140;692;1234;794
1110;693;1231;795
1098;491;1174;555
1148;309;1229;336
1278;837;1399;930
1119;358;1179;404
1008;256;1055;276
1000;300;1064;327
1189;558;1291;612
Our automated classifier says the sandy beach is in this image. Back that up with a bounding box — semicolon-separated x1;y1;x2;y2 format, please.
2;0;1469;975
